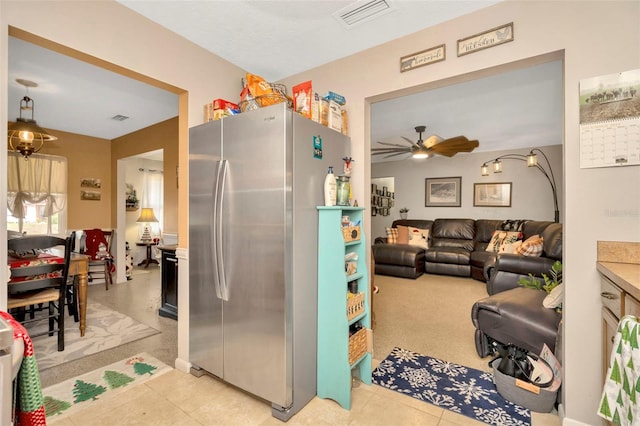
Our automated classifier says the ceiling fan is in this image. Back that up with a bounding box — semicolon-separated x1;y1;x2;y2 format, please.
372;125;479;160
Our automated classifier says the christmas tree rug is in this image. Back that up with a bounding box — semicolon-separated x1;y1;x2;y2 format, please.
41;352;172;421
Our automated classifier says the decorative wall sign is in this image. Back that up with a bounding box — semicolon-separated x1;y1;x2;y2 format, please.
81;190;101;201
400;44;446;72
80;178;101;189
457;23;514;57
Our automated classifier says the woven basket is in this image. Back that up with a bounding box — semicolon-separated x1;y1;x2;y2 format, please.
342;226;360;242
348;327;367;365
347;292;365;321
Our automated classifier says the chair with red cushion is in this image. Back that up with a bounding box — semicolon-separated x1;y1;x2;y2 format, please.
81;229;115;290
7;234;73;352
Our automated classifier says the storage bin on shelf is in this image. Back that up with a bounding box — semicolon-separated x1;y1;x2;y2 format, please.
348;327;367;365
342;226;360;242
347;292;365;321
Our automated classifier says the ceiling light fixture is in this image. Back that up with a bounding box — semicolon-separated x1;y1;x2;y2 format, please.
480;148;559;222
8;79;57;159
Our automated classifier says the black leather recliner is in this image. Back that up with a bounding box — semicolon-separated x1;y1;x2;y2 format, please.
486;222;562;295
471;287;562;357
471;222;563;358
372;219;433;279
424;218;475;277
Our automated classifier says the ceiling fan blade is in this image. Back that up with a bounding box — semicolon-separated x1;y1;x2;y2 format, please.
400;136;419;146
429;137;479;157
376;141;410;148
423;134;444;148
383;151;412;159
372;148;411;155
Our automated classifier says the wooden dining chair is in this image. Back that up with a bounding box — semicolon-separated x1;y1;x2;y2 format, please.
7;234;73;352
81;229;114;290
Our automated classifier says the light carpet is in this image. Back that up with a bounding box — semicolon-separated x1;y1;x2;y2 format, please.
42;352;172;420
373;347;531;426
372;273;489;372
31;302;160;370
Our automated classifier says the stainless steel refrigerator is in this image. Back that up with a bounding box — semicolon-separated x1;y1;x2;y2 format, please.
189;103;349;421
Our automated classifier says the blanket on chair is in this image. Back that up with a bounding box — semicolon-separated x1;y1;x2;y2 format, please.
0;311;46;425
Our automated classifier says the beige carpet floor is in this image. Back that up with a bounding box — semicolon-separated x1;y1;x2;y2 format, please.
371;273;490;373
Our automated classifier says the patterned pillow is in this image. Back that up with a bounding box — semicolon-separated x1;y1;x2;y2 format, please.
408;227;429;249
396;225;410;245
500;240;523;254
485;231;522;252
501;219;527;232
516;235;544;256
385;227;398;244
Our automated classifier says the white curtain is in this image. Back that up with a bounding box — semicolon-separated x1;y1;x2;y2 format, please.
7;151;67;222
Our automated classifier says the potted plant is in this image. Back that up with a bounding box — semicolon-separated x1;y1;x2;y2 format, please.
399;207;409;220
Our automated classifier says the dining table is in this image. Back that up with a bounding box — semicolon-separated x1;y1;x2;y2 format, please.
7;250;90;337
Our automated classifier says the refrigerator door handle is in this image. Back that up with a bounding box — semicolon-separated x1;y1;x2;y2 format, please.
211;160;222;300
214;159;230;301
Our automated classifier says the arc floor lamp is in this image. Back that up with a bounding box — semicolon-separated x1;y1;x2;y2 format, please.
480;148;559;222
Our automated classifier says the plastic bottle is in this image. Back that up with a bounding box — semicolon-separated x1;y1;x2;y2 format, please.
324;166;337;206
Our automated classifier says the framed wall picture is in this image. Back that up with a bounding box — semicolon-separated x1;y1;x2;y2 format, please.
473;182;512;207
425;177;462;207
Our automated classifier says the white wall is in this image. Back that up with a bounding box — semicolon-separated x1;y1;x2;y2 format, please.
371;145;563;239
1;2;638;423
279;2;640;424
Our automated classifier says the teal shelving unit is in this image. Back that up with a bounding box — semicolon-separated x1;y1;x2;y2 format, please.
317;206;371;410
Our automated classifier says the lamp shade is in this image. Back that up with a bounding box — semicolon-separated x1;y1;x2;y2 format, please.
136;207;159;223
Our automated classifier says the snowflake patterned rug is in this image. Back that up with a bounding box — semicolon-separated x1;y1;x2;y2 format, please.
372;347;531;425
41;352;172;421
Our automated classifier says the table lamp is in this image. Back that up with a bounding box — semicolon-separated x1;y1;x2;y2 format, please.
136;207;159;242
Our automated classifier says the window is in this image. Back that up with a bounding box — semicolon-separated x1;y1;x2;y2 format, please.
7;152;67;235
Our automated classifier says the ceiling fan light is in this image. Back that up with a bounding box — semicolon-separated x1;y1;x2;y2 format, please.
493;159;502;173
412;152;429;159
481;163;489;176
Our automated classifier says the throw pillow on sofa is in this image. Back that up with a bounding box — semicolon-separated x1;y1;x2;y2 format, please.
396;225;410;244
485;231;522;252
408;226;429;249
385;227;398;244
516;235;544;256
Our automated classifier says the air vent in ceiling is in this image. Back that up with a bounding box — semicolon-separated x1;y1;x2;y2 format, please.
111;114;129;121
333;0;398;29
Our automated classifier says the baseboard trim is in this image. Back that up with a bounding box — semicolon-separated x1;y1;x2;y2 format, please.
174;357;191;373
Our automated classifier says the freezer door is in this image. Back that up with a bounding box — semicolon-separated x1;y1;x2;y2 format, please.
220;104;291;408
189;120;224;377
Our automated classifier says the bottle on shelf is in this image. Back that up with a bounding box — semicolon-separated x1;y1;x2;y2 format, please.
324;166;337;206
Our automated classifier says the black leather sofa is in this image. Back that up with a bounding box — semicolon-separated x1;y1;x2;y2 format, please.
373;218;561;283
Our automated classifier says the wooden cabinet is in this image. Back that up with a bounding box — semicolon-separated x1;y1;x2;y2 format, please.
600;273;640;379
316;206;371;410
159;246;178;320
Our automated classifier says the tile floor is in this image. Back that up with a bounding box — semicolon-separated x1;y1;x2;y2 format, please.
45;267;561;425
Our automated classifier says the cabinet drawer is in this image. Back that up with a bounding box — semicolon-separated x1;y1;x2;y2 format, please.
625;294;640;318
601;276;623;319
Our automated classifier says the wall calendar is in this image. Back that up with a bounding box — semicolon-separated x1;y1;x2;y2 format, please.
579;69;640;169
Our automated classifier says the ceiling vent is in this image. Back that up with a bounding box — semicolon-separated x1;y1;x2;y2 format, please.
333;0;398;29
111;114;129;121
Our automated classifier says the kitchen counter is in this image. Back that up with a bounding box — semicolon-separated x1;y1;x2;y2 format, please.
597;241;640;303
